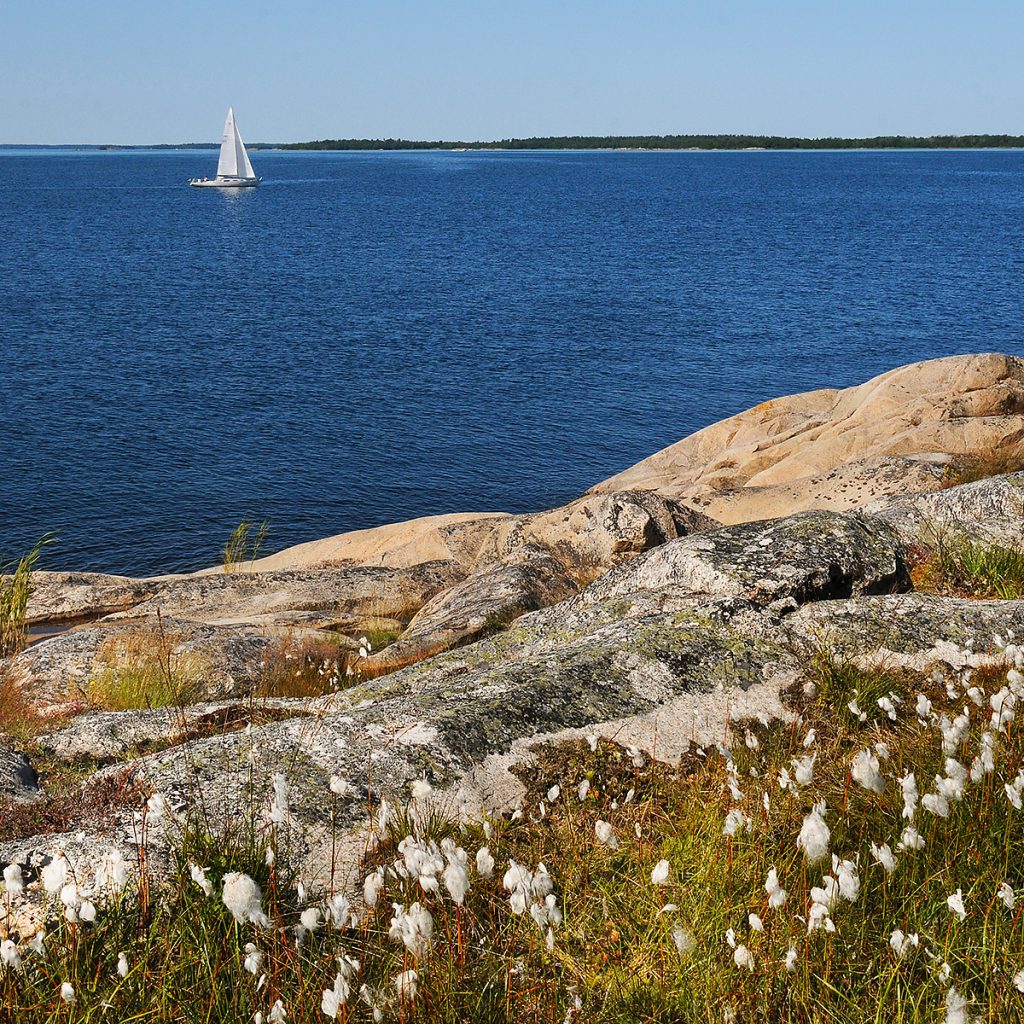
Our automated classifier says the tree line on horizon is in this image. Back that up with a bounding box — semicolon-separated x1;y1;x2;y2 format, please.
279;133;1024;151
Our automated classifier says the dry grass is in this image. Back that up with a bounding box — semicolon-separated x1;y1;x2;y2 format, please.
941;451;1024;488
255;634;347;698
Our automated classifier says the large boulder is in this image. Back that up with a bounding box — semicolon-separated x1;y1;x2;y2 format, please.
361;555;579;673
589;353;1024;523
584;510;909;608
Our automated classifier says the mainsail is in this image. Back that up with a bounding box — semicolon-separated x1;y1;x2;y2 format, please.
216;108;256;179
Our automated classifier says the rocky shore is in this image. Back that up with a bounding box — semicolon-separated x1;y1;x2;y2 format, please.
3;351;1024;938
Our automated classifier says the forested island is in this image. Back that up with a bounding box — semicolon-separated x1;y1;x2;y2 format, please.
281;133;1024;151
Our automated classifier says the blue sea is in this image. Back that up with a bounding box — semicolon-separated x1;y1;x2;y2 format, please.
2;148;1023;577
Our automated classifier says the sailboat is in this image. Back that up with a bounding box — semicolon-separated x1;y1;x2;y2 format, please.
189;108;260;188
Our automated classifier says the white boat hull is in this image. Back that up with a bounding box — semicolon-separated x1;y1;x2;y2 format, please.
189;176;260;188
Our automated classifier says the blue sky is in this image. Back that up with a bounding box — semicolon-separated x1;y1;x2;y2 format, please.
2;1;1021;144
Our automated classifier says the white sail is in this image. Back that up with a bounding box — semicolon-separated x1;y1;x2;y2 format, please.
216;108;239;177
215;107;256;179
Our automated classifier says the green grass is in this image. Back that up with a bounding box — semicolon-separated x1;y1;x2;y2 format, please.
912;536;1024;600
0;534;55;658
3;649;1024;1022
223;519;269;573
86;624;204;710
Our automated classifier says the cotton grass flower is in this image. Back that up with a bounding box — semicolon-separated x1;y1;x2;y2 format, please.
797;803;830;864
672;925;696;956
222;872;270;927
851;749;885;793
889;929;919;957
998;882;1017;910
190;864;213;896
3;864;24;894
870;842;897;875
595;820;618;849
475;847;494;879
243;943;262;975
947;889;966;922
1;939;22;971
116;952;129;978
765;867;786;908
269;999;286;1022
41;854;69;895
651;860;670;885
393;969;418;1001
733;944;755;971
784;946;798;972
60;982;75;1004
897;826;925;851
945;987;969;1024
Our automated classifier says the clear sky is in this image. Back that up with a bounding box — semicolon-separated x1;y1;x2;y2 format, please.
2;1;1021;144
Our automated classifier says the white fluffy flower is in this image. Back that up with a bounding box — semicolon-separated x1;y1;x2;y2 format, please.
42;855;69;895
651;860;670;885
190;864;213;896
595;820;618;850
998;882;1017;910
851;749;885;793
410;779;432;801
329;775;350;797
117;952;129;978
672;926;696;956
765;867;786;908
945;987;969;1024
784;946;798;972
393;969;418;1001
60;982;75;1004
870;842;897;875
723;809;750;837
793;754;815;787
388;902;434;957
269;999;286;1022
947;888;966;922
363;867;384;907
900;772;919;820
748;913;763;932
475;847;495;879
243;942;262;975
797;803;830;864
897;826;925;852
733;944;755;971
1;939;22;971
889;929;918;957
443;857;470;906
222;872;270;927
3;864;25;895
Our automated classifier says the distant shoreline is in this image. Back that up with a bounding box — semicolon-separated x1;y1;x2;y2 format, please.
4;133;1024;152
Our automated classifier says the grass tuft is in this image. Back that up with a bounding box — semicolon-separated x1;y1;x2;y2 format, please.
911;535;1024;600
0;534;55;658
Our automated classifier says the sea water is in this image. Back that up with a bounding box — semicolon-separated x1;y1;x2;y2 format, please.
2;148;1023;575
